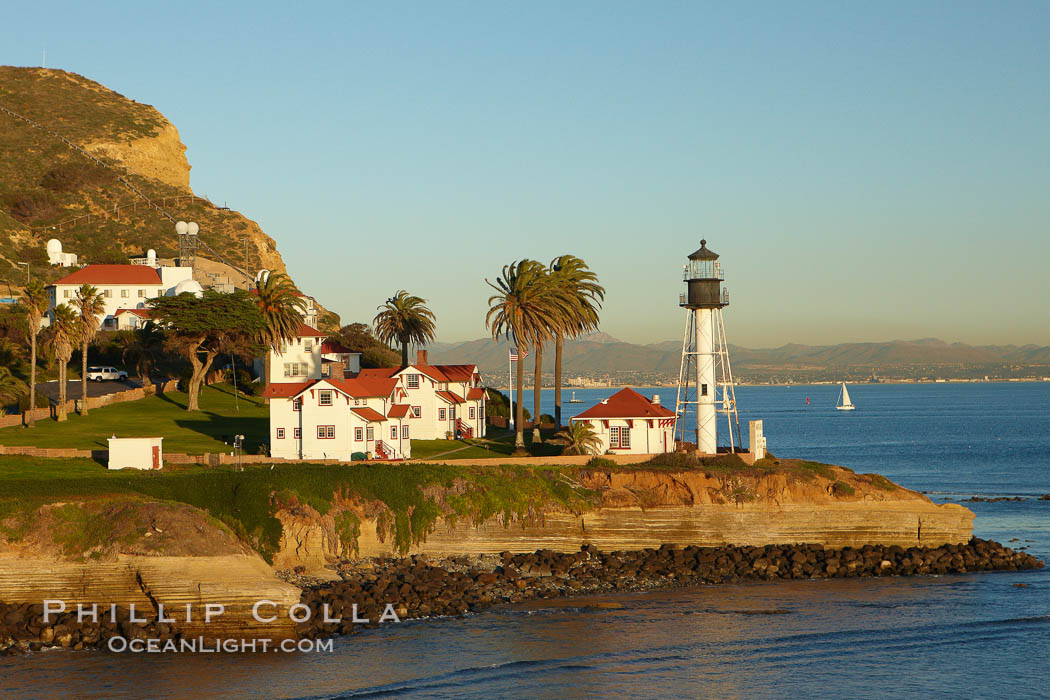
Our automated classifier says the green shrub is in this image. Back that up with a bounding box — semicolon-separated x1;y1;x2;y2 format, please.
585;456;617;468
832;481;856;497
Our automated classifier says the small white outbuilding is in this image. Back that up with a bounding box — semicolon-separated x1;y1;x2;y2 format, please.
107;436;163;470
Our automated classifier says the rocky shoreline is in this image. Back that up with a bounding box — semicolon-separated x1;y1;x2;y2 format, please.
0;538;1041;654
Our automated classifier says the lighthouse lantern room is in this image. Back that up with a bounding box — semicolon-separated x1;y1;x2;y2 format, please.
675;239;740;454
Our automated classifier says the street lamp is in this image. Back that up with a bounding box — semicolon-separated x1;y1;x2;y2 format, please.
16;262;28;286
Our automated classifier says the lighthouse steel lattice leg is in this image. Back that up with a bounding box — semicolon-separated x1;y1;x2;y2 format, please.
676;306;739;453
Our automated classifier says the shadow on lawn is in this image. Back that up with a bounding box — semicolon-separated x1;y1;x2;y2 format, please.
174;413;268;453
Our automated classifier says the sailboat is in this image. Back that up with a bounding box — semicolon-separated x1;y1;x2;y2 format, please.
569;391;584;404
836;383;855;411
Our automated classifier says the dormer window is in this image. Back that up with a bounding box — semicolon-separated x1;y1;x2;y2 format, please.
406;374;419;389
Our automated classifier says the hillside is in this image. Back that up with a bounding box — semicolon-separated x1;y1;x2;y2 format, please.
427;336;1050;382
0;66;286;289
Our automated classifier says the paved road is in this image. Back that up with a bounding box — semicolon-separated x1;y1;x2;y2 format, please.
36;378;144;403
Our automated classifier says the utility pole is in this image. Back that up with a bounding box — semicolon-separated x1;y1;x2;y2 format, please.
16;262;29;286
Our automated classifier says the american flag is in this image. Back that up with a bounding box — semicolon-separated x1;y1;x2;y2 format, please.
510;347;528;361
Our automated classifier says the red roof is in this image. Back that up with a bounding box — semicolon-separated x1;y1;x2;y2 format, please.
329;376;396;399
297;323;326;338
387;404;410;419
50;265;162;286
261;382;313;398
356;368;398;380
114;308;150;318
436;390;465;405
573;388;676;420
350;406;387;422
466;387;485;401
321;340;356;354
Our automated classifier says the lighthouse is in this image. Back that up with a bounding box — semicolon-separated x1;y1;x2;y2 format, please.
675;239;740;453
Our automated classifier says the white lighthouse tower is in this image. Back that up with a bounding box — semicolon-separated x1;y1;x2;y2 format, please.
675;240;740;453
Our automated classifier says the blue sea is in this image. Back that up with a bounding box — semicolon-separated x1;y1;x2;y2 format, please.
3;383;1049;699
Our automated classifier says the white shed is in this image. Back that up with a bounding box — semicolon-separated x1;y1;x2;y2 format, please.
107;437;164;470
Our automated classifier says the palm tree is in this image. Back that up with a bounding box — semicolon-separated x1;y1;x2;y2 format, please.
252;271;305;393
0;367;28;410
115;322;166;382
549;421;603;456
51;304;80;422
549;255;604;428
485;260;575;452
73;284;106;415
17;281;47;426
373;290;437;367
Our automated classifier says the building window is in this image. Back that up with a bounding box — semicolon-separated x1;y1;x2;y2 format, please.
391;425;398;440
610;426;631;449
137;289;145;298
120;289;129;298
304;339;313;352
292;398;302;411
412;406;421;418
403;425;409;439
318;425;334;439
469;407;476;419
103;289;111;298
293;428;301;439
406;374;419;389
63;290;71;299
355;428;363;441
321;364;331;377
276;428;285;439
366;426;374;441
438;408;446;421
279;341;288;354
701;384;708;396
319;390;333;406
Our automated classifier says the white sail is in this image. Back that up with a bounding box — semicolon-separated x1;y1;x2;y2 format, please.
837;383;855;410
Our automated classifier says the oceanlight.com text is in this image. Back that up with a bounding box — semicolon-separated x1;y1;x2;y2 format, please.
107;637;335;653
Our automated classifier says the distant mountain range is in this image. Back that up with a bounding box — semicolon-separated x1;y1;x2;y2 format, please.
426;336;1050;379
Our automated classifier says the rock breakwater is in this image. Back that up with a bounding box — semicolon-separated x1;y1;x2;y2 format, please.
293;537;1042;640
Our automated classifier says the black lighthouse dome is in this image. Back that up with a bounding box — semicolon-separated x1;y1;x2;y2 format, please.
681;239;728;308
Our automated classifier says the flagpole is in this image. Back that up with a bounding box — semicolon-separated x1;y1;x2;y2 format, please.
508;349;514;432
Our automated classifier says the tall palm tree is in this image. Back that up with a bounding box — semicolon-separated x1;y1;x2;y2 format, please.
485;260;575;451
0;367;28;410
549;255;604;428
252;271;305;393
549;421;603;456
17;281;48;426
51;304;80;422
373;290;437;367
73;284;106;415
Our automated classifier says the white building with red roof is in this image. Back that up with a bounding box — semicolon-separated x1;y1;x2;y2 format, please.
570;388;677;455
45;263;195;330
355;350;486;440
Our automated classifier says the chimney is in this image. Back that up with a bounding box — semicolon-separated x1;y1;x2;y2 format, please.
417;349;428;365
652;394;661;405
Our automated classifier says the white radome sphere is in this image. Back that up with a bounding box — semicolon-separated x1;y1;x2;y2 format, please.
173;279;204;298
46;239;63;254
186;222;199;236
175;221;189;235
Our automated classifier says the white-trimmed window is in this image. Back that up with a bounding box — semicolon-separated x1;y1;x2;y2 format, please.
610;426;631;449
103;289;112;298
284;363;308;377
63;289;71;299
366;426;374;441
319;390;333;406
120;289;129;298
137;289;145;298
391;425;398;440
406;374;419;389
438;408;446;421
412;406;421;418
403;425;409;439
276;428;285;439
293;428;301;439
469;407;476;419
354;428;363;441
317;425;335;439
304;339;313;352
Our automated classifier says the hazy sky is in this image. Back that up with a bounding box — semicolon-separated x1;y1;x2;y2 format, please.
4;1;1047;347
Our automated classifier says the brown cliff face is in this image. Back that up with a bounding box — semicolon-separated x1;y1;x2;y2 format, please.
270;464;975;572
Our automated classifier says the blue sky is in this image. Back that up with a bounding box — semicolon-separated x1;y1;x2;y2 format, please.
4;1;1047;346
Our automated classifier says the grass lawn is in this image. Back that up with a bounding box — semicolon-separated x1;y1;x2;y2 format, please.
0;384;268;454
410;427;566;461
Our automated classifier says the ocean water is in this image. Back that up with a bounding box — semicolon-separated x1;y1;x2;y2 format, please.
2;383;1049;699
